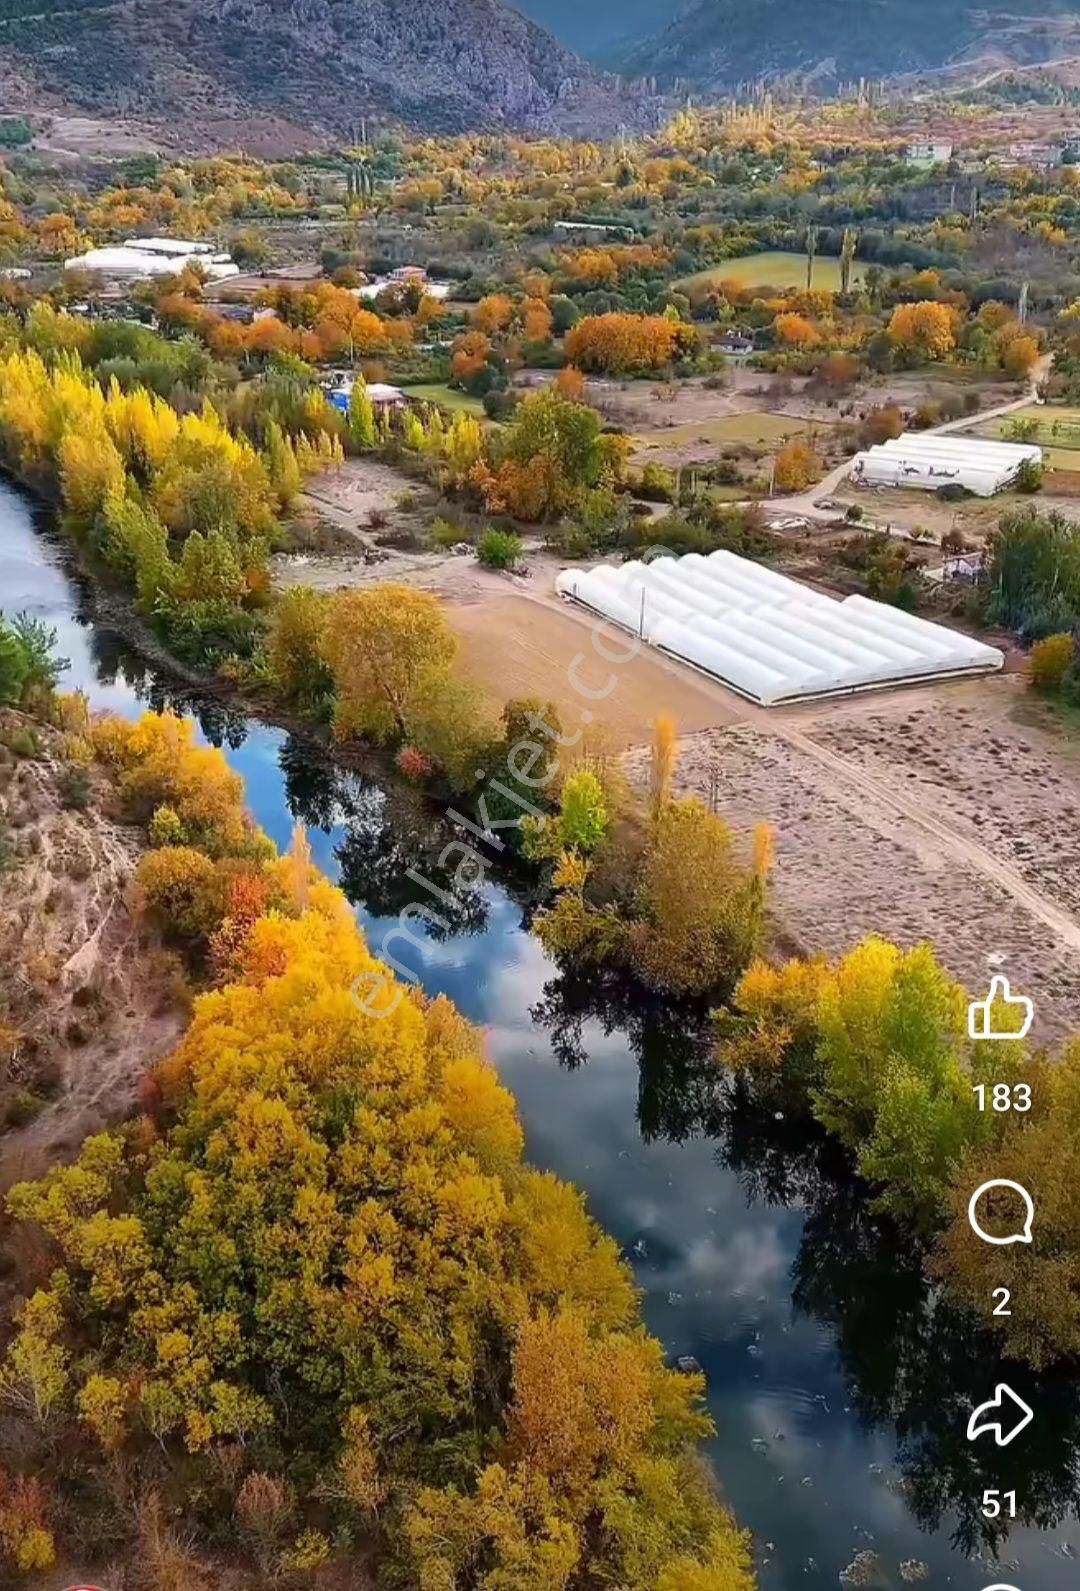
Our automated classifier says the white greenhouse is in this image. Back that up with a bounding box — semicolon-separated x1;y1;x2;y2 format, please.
849;432;1041;496
555;550;1003;706
64;237;240;282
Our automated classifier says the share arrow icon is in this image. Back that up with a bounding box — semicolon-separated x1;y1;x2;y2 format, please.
967;1384;1035;1447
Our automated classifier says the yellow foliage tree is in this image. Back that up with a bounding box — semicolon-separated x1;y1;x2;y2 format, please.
319;583;458;741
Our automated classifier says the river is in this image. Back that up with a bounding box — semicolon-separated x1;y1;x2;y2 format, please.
4;479;1079;1591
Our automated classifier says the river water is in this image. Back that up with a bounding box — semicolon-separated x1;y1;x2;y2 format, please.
4;480;1079;1591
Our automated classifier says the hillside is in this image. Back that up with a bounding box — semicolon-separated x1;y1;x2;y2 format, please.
0;708;184;1185
513;0;680;54
0;0;649;146
620;0;1080;91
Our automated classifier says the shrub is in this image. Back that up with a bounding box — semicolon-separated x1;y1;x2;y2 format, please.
396;744;433;781
1029;631;1075;689
59;765;92;810
8;728;39;759
476;528;522;570
637;462;676;502
429;516;468;549
135;846;224;945
1016;458;1044;494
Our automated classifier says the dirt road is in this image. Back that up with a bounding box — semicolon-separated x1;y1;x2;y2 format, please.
768;356;1053;525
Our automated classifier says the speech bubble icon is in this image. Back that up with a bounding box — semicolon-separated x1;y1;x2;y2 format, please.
968;1179;1034;1246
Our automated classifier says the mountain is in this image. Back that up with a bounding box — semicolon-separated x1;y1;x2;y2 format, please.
511;0;680;55
0;0;650;149
620;0;1080;92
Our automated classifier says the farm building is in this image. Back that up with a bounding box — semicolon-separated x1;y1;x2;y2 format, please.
555;550;1003;706
849;433;1041;496
326;379;406;414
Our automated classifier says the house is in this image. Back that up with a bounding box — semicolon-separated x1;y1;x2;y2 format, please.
355;266;451;302
906;140;953;166
717;332;754;356
326;378;406;415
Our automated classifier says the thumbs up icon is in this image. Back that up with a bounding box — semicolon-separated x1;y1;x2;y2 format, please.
967;976;1034;1041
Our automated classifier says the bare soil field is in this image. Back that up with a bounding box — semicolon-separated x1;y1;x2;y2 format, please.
566;367;1017;442
303;456;439;533
27;112;161;158
832;479;1080;540
449;594;743;745
622;674;1080;1039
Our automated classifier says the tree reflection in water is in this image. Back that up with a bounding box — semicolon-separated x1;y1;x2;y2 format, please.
531;963;1080;1561
281;734;491;940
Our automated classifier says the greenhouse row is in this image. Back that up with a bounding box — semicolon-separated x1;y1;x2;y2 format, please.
849;432;1041;496
555;551;1004;705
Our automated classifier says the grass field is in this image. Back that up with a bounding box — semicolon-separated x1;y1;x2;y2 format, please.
401;382;486;417
990;405;1080;449
634;410;831;455
673;251;867;294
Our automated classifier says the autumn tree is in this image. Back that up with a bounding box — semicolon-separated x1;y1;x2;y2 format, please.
347;377;377;449
484;388;618;521
1;815;752;1587
266;585;334;709
859;405;904;447
564;312;698;375
773;312;817;348
472;293;514;334
773;439;820;492
887;301;956;361
628;799;772;997
319;583;458;741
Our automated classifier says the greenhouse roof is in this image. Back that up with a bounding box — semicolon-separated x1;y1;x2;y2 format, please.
555;551;1004;706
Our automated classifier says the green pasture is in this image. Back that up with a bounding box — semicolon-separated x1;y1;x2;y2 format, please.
401;382;486;417
673;251;866;295
991;405;1080;452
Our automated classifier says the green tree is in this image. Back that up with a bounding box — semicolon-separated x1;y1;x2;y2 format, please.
558;770;608;853
347;378;376;450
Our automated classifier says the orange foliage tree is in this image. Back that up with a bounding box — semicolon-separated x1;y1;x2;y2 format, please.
564;313;698;375
887;301;956;360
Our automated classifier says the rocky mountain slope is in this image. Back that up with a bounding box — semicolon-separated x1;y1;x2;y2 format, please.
620;0;1080;91
0;0;649;145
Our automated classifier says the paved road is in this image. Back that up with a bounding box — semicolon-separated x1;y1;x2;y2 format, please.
765;355;1052;525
